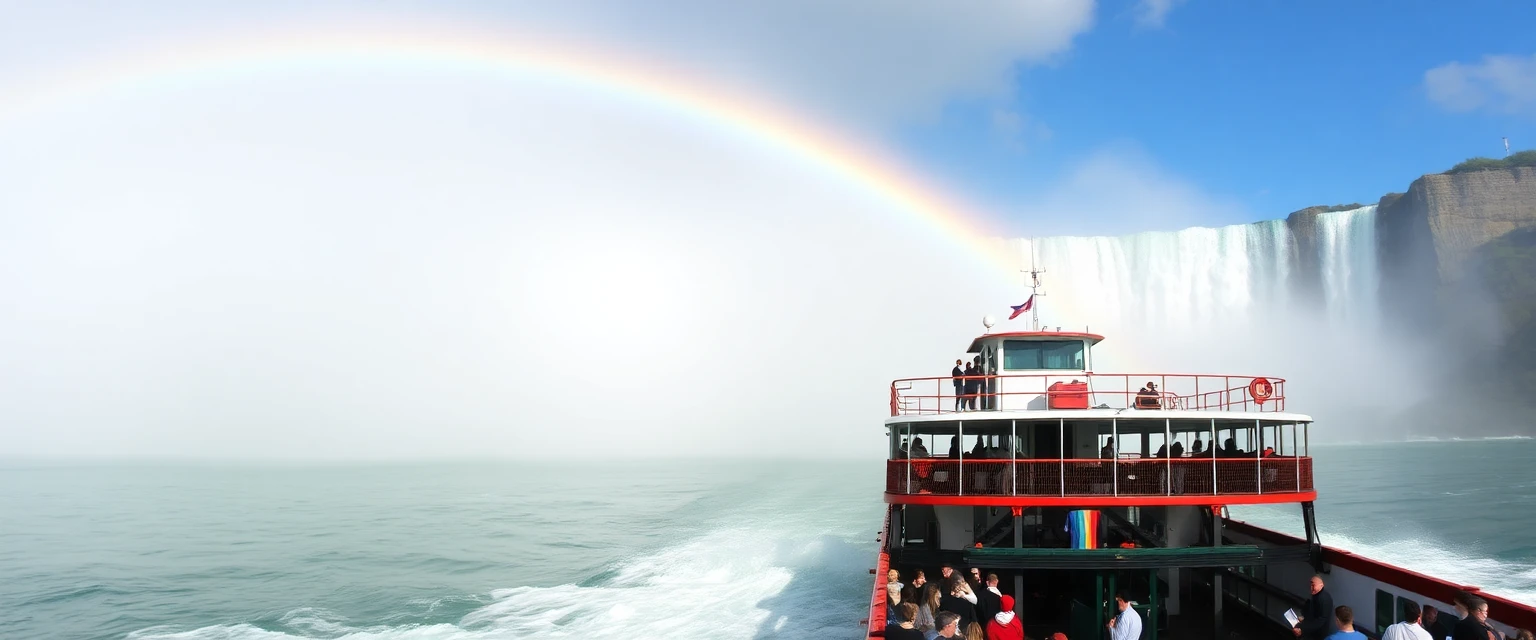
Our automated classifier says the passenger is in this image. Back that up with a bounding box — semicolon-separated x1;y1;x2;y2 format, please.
887;587;903;625
974;571;1000;622
987;594;1025;640
933;612;963;640
910;438;931;458
940;563;956;582
939;576;979;631
916;583;941;632
1107;591;1142;640
1454;597;1497;640
888;569;903;593
1515;630;1534;640
1423;605;1451;640
963;362;980;411
1170;441;1187;494
952;359;965;412
911;570;927;591
970;436;987;458
1381;600;1431;640
885;602;925;640
1294;575;1335;639
1133;384;1155;409
964;621;986;640
948;436;961;459
1327;605;1367;640
1222;438;1239;458
1263;446;1277;457
1101;437;1116;460
1154;444;1168;458
1191;440;1205;456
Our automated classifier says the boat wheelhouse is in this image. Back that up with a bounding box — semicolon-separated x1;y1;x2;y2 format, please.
866;327;1536;640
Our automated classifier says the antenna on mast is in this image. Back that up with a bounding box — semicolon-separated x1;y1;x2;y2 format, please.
1505;137;1512;158
1021;239;1047;332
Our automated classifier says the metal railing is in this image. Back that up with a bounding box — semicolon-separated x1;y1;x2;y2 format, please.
885;457;1313;497
890;373;1286;416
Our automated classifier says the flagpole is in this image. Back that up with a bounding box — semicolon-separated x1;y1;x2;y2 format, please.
1021;239;1046;332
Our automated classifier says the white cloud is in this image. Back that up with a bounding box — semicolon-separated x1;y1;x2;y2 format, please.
1134;0;1186;29
1424;53;1536;114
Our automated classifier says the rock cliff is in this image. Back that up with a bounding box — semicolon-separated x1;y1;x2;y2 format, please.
1377;167;1536;287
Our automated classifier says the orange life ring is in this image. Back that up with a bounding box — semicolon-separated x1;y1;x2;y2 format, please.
1249;377;1273;404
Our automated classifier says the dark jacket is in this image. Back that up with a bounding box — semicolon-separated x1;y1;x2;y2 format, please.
952;366;964;389
884;624;926;640
962;366;979;393
1298;588;1335;640
1454;616;1498;640
976;588;1002;625
939;594;977;631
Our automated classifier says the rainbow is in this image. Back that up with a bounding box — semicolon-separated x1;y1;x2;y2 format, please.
0;24;1017;268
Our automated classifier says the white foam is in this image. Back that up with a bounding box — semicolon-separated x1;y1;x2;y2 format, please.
1230;508;1536;606
128;526;870;640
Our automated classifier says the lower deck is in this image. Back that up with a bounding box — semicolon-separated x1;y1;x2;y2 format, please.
870;502;1536;640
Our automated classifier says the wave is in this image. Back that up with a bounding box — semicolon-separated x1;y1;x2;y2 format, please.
126;526;872;640
1230;509;1536;606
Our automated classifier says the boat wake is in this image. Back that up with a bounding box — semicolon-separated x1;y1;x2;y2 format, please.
127;526;873;640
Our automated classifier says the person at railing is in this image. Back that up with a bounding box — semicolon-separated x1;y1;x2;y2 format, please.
1100;437;1116;460
948;436;962;459
1170;441;1187;494
1326;605;1367;640
910;438;930;458
1422;605;1450;640
1134;382;1161;409
1220;438;1240;458
1293;575;1335;639
1381;600;1432;640
885;602;925;640
1191;439;1206;456
963;361;981;411
951;359;965;412
1453;596;1498;640
970;436;988;458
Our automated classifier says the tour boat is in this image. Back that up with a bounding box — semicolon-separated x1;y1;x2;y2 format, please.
864;322;1536;639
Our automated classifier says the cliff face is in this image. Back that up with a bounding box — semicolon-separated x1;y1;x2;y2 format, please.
1378;167;1536;285
1373;167;1536;422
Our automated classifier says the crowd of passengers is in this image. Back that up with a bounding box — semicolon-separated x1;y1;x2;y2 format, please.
1292;574;1531;640
882;564;1139;640
893;435;1281;460
886;570;1534;640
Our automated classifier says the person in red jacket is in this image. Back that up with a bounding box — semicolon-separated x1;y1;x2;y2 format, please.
986;594;1025;640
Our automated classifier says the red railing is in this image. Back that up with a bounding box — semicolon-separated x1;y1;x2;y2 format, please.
890;373;1286;416
884;457;1313;498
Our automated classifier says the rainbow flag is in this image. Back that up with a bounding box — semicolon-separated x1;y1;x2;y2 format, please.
1067;510;1100;549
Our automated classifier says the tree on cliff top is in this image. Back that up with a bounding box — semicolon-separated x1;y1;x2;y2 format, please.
1447;150;1536;174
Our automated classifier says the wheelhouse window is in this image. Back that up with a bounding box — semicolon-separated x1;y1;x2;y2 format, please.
1003;340;1084;370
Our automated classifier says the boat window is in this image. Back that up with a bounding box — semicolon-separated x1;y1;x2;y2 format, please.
1002;340;1084;370
1375;589;1394;635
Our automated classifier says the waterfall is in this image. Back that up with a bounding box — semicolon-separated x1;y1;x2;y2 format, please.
1316;205;1380;328
1022;206;1381;373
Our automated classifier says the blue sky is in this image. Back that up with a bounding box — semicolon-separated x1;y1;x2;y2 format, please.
903;1;1536;229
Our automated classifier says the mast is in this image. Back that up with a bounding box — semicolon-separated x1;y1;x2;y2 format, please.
1022;239;1047;331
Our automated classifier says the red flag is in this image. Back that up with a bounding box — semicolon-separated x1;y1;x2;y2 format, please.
1008;295;1034;320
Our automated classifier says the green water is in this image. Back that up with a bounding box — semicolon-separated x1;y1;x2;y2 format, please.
5;440;1536;639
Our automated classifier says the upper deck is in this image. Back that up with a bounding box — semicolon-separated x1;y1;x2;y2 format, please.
883;326;1314;507
899;329;1287;416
